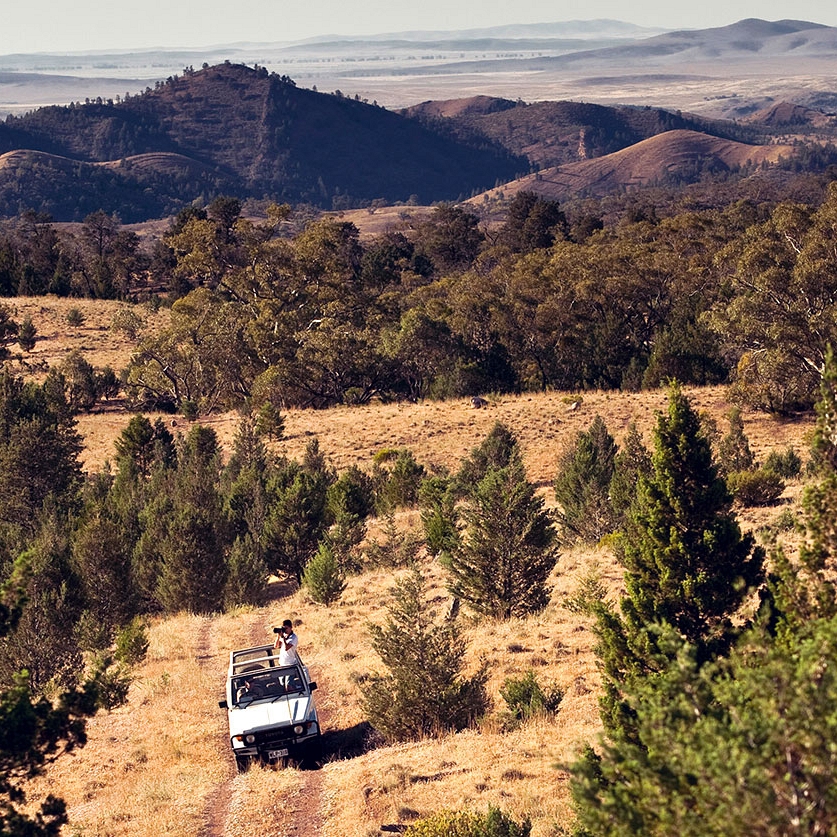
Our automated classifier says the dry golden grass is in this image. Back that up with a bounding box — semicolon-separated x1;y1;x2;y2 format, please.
15;298;815;835
7;296;168;375
30;511;803;837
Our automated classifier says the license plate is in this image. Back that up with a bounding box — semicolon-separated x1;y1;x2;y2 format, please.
268;748;289;759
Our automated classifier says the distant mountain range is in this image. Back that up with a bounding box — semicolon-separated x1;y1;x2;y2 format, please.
0;19;835;222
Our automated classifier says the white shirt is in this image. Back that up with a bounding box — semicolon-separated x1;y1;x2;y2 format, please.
278;631;299;666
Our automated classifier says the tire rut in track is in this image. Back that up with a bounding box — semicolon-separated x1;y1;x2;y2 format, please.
196;614;267;837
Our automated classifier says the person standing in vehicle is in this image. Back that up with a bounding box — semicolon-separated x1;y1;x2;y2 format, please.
274;619;300;665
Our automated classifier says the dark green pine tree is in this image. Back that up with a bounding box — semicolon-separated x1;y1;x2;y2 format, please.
608;422;651;528
571;366;837;837
72;491;139;639
362;567;488;742
419;474;461;560
554;415;618;543
453;420;517;498
263;438;334;582
593;384;764;738
156;425;226;614
220;416;271;607
1;550;99;837
445;447;559;619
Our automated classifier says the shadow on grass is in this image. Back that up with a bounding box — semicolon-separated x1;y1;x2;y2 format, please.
322;720;381;763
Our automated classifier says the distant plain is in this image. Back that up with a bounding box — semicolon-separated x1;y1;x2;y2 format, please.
3;19;837;118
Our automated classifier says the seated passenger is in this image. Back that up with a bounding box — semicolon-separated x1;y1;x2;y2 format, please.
236;678;265;702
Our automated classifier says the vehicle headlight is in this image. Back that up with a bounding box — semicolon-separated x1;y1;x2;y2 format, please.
245;734;256;744
293;724;305;735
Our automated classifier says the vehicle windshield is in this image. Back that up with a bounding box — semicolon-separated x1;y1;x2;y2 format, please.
232;666;305;705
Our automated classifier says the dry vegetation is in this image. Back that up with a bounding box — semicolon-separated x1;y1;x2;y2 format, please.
17;297;814;836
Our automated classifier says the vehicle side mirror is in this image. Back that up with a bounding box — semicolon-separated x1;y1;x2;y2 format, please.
308;682;317;691
219;700;228;709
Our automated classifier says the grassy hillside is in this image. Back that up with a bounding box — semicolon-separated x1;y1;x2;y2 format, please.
13;293;810;836
468;129;795;204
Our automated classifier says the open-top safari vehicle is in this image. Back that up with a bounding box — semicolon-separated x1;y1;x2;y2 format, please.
218;643;322;771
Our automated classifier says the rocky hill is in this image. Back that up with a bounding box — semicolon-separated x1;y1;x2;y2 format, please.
0;52;830;222
401;96;760;170
0;63;527;221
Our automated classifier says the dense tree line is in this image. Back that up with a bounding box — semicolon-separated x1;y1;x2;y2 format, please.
114;181;835;413
2;177;837;413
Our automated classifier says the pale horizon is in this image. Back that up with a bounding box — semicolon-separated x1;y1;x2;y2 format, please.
2;1;836;56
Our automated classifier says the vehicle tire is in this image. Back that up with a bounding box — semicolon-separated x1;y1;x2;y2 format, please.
235;755;250;773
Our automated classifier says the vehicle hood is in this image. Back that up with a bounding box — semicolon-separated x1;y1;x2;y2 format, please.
227;694;314;737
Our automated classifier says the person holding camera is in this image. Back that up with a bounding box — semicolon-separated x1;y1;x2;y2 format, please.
273;619;300;666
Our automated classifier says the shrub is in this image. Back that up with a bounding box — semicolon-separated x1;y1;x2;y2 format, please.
66;306;85;327
181;398;199;420
328;465;376;521
419;475;460;558
91;654;133;710
727;468;785;506
763;447;802;479
404;806;531;837
376;448;425;511
500;670;563;724
110;307;145;339
255;402;285;440
17;315;37;351
364;510;422;569
114;617;149;666
563;566;610;615
716;407;754;475
302;542;346;605
363;569;489;742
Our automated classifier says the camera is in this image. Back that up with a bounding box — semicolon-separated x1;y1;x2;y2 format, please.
272;626;282;634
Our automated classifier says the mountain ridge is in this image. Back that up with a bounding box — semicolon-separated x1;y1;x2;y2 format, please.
466;129;795;204
0;63;528;220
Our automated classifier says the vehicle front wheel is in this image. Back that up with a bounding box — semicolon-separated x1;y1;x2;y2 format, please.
235;755;250;773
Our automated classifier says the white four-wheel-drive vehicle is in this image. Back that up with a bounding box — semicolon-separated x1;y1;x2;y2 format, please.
218;643;322;771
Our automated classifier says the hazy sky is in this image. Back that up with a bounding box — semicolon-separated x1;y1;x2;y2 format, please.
3;0;837;54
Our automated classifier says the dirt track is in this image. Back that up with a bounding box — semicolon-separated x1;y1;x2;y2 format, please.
196;615;331;837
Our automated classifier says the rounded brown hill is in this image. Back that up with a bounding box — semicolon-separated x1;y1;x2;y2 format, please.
747;101;834;128
470;129;794;202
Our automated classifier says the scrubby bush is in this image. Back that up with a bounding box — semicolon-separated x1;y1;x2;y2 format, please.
66;306;85;326
727;468;785;506
763;447;802;479
114;617;149;666
17;315;37;351
500;669;563;725
364;510;422;569
92;655;134;710
404;806;531;837
716;407;754;475
376;448;426;511
563;566;610;615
